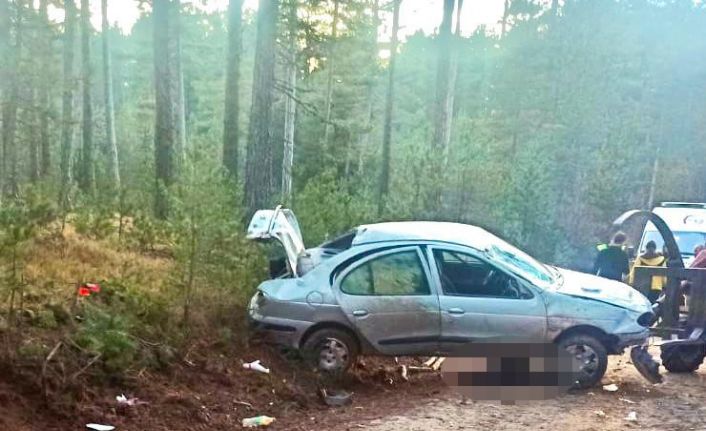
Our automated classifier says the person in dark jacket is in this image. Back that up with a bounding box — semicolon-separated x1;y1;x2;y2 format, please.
593;231;630;281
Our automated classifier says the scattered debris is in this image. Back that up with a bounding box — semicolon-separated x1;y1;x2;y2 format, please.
86;425;115;431
116;394;147;407
399;365;409;381
602;383;619;392
431;357;446;371
242;415;276;428
625;411;638;422
594;410;606;417
243;360;270;374
619;397;636;404
630;346;663;384
320;388;353;407
234;400;254;409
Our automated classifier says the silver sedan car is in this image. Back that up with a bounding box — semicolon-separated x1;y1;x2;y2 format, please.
247;208;653;388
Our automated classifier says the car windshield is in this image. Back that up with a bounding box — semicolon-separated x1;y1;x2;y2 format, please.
642;231;706;257
487;241;556;287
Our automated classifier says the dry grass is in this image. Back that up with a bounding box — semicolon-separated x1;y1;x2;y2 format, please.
19;223;173;303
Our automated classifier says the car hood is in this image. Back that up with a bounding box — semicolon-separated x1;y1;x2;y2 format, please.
553;268;651;313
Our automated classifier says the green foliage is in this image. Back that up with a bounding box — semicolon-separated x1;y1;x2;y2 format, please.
168;146;267;325
125;211;174;252
74;304;138;373
294;170;375;246
73;205;115;240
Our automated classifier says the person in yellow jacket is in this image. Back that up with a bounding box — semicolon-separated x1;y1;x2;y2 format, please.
628;240;666;303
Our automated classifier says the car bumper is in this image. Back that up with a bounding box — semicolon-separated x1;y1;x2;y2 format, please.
248;314;311;349
614;329;651;351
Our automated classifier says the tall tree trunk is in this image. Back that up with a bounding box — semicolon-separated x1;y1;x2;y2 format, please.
153;0;177;219
428;0;456;211
170;0;186;162
2;0;22;198
321;0;339;154
350;0;379;179
101;0;121;191
244;0;279;215
376;0;401;217
431;0;455;154
647;147;659;210
445;0;463;165
60;0;77;206
29;89;40;183
281;0;297;203
39;0;51;178
223;0;243;178
501;0;510;37
79;0;94;195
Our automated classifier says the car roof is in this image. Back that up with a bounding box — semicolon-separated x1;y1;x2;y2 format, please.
352;221;497;249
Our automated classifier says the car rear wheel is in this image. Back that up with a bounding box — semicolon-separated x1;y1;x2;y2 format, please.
301;328;358;374
558;334;608;389
660;343;706;373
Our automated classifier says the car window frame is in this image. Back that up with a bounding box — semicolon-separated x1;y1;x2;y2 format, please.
335;245;434;297
427;245;535;300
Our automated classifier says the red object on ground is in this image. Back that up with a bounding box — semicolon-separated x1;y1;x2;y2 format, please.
78;286;91;297
87;283;101;293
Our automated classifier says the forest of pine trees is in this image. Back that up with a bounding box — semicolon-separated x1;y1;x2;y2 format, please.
2;0;706;268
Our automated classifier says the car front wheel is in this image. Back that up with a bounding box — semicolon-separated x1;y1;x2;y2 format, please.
301;328;358;374
558;334;608;389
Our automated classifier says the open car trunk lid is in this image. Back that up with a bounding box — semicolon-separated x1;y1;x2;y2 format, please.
246;206;305;277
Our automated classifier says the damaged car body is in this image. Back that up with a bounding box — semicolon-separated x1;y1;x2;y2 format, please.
247;207;654;388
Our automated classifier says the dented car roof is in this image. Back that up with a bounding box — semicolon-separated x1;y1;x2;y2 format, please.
353;221;497;249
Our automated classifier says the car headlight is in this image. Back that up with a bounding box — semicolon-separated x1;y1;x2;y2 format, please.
637;311;656;327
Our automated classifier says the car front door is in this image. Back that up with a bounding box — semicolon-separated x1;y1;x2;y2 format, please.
427;246;547;353
334;246;441;356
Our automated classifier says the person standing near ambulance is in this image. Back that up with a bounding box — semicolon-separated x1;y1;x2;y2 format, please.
593;232;630;282
628;240;667;302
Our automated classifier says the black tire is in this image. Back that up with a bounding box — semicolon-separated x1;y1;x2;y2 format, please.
558;334;608;389
660;343;706;373
301;328;358;374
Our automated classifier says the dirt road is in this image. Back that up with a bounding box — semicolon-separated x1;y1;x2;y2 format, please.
355;353;706;431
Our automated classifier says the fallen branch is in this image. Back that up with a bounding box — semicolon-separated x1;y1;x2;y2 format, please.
41;341;63;401
70;353;101;382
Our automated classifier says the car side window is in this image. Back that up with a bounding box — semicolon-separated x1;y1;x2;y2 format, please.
433;249;531;299
340;250;430;296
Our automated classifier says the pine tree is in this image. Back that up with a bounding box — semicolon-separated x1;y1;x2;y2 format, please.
79;0;95;194
223;0;243;179
59;0;77;206
153;0;177;219
281;0;298;203
244;0;279;215
377;0;401;217
101;0;121;191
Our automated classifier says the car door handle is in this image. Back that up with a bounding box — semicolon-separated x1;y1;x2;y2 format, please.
448;308;465;315
352;310;368;317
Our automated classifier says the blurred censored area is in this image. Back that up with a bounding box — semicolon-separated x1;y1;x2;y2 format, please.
441;342;578;403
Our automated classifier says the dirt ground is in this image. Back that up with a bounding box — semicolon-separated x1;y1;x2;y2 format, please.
355;352;706;431
3;347;706;430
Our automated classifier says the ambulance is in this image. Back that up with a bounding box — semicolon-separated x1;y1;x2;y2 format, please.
638;202;706;266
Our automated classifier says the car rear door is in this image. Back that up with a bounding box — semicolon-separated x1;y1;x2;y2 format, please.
246;206;305;276
427;245;547;353
333;246;442;356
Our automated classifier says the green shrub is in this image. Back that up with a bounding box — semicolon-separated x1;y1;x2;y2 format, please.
74;305;137;373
